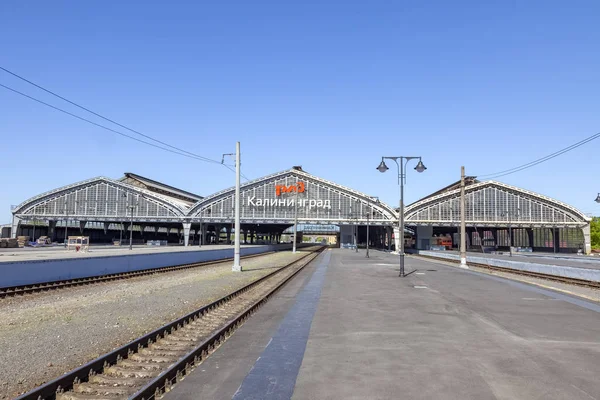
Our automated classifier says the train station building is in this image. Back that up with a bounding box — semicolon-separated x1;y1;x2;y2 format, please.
8;166;592;254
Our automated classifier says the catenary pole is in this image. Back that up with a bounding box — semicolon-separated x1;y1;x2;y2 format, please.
292;191;298;253
459;166;468;268
232;141;242;271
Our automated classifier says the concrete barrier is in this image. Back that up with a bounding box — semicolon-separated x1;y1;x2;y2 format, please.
0;244;310;287
415;250;600;282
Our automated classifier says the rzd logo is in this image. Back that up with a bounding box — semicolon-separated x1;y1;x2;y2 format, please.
275;182;305;196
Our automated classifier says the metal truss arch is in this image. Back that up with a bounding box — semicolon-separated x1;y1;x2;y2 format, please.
404;180;591;228
12;177;188;222
187;168;398;226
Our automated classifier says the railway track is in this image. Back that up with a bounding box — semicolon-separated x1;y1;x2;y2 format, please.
0;251;278;299
15;246;325;400
413;253;600;290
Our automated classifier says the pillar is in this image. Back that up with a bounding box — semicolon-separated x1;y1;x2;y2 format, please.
387;227;392;251
393;226;401;252
527;228;534;249
250;230;255;244
582;224;591;255
11;216;21;239
182;222;191;247
226;225;232;245
48;220;57;242
79;221;87;234
123;223;130;243
490;228;498;247
202;224;208;245
554;228;561;253
103;222;110;235
509;228;515;249
243;229;248;244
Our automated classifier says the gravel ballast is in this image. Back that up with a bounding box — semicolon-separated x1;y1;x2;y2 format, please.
0;250;313;399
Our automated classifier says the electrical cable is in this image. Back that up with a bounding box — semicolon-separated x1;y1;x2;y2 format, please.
0;66;221;164
0;82;252;180
0;83;216;162
475;131;600;179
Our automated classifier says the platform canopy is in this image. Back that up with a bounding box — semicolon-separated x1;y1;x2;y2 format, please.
405;180;591;228
12;176;190;223
187;167;398;226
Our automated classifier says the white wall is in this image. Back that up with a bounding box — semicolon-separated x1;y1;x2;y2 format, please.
0;244;308;287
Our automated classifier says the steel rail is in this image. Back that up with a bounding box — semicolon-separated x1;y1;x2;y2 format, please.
132;247;325;400
14;246;325;400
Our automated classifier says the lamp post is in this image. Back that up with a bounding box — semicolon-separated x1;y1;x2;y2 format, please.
595;193;600;204
377;156;426;277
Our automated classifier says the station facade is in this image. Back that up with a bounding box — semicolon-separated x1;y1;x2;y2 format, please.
9;167;593;254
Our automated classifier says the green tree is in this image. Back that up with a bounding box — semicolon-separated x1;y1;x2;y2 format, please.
591;217;600;249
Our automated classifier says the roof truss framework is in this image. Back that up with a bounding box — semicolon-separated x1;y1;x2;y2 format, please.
405;181;590;228
188;169;398;226
12;177;187;223
11;172;590;233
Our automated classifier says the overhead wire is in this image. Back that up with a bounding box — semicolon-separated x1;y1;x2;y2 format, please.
0;66;221;165
475;131;600;180
0;83;215;162
0;67;252;180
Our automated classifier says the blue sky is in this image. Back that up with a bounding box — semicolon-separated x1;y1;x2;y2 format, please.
1;0;599;223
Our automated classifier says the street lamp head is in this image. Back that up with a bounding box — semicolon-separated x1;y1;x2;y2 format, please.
414;160;427;173
595;193;600;203
376;159;389;173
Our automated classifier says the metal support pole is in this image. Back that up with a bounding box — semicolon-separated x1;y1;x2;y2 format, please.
399;160;405;277
459;166;468;268
232;141;242;271
64;203;68;248
355;222;358;253
198;214;202;248
129;206;134;250
366;214;370;258
292;191;298;253
508;224;513;257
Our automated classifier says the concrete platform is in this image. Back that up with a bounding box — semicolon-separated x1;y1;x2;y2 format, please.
415;250;600;282
164;249;600;400
0;244;255;263
457;250;600;269
0;244;304;287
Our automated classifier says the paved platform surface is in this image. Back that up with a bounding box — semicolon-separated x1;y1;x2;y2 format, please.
0;244;262;263
164;249;600;400
426;249;600;269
